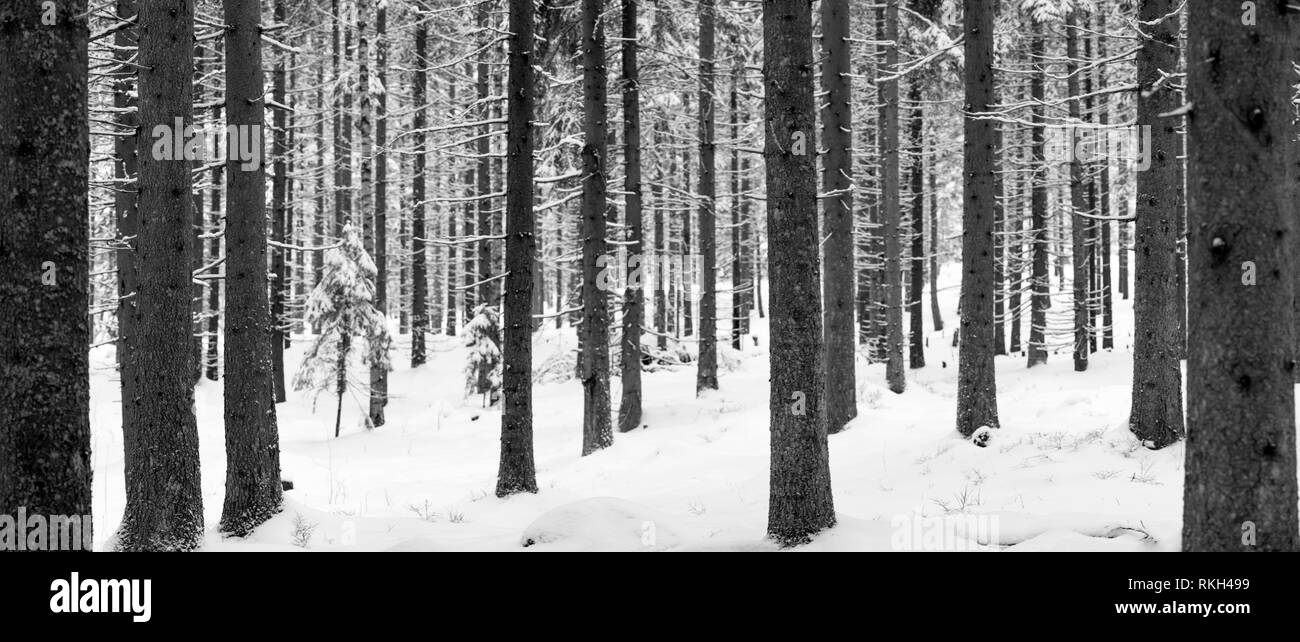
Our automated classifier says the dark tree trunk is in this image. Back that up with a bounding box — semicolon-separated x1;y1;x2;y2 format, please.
1128;0;1185;449
1026;30;1049;368
0;0;94;543
114;0;145;454
1065;12;1088;372
1008;210;1024;354
907;80;926;367
476;7;494;311
311;34;325;337
955;0;1001;437
762;0;835;547
497;0;539;496
653;123;668;350
463;166;475;320
1182;0;1298;551
335;0;353;234
696;0;719;393
928;152;942;332
369;1;389;426
619;0;645;430
580;0;613;455
1118;199;1130;301
992;113;1006;357
1096;13;1114;353
822;0;858;429
754;229;765;319
730;63;745;351
270;0;288;404
682;138;693;339
220;0;283;538
881;0;905;393
120;0;204;550
445;98;459;336
412;11;429;367
1083;27;1098;356
335;333;350;438
739;152;754;336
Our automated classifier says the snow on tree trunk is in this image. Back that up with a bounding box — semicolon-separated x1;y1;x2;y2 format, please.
220;0;284;538
695;0;719;394
580;0;614;456
0;0;94;542
497;0;538;496
618;0;645;431
762;0;836;547
954;0;1001;438
118;0;204;551
1128;0;1185;449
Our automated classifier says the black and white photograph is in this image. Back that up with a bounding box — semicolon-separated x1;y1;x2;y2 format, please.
0;0;1295;622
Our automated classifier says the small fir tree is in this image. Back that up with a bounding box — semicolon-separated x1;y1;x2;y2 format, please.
294;224;392;436
464;304;502;407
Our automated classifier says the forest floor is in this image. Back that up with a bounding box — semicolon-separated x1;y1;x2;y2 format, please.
88;262;1188;551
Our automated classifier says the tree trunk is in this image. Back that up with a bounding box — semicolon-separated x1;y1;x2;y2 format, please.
335;333;350;438
992;109;1006;357
881;0;905;393
114;0;145;460
119;0;204;550
1065;11;1088;372
580;0;613;455
1026;29;1049;367
1096;12;1114;352
270;0;288;404
955;0;1001;437
335;0;353;234
311;32;325;337
412;11;429;367
498;0;539;495
0;0;94;543
822;0;858;428
618;0;645;430
730;63;745;351
653;122;668;350
1183;0;1298;551
928;151;942;332
696;0;719;393
1118;197;1130;301
220;0;283;537
369;1;389;425
907;80;926;367
1128;0;1186;450
762;0;835;546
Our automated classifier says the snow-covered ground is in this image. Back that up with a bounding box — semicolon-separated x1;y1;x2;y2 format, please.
88;262;1189;551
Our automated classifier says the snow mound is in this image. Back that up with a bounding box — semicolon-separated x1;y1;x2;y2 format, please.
520;498;684;551
383;538;446;552
1005;529;1154;552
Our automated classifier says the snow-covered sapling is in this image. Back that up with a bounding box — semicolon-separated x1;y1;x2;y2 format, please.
463;303;502;407
293;224;392;436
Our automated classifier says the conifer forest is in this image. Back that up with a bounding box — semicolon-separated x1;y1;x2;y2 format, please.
2;0;1298;553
